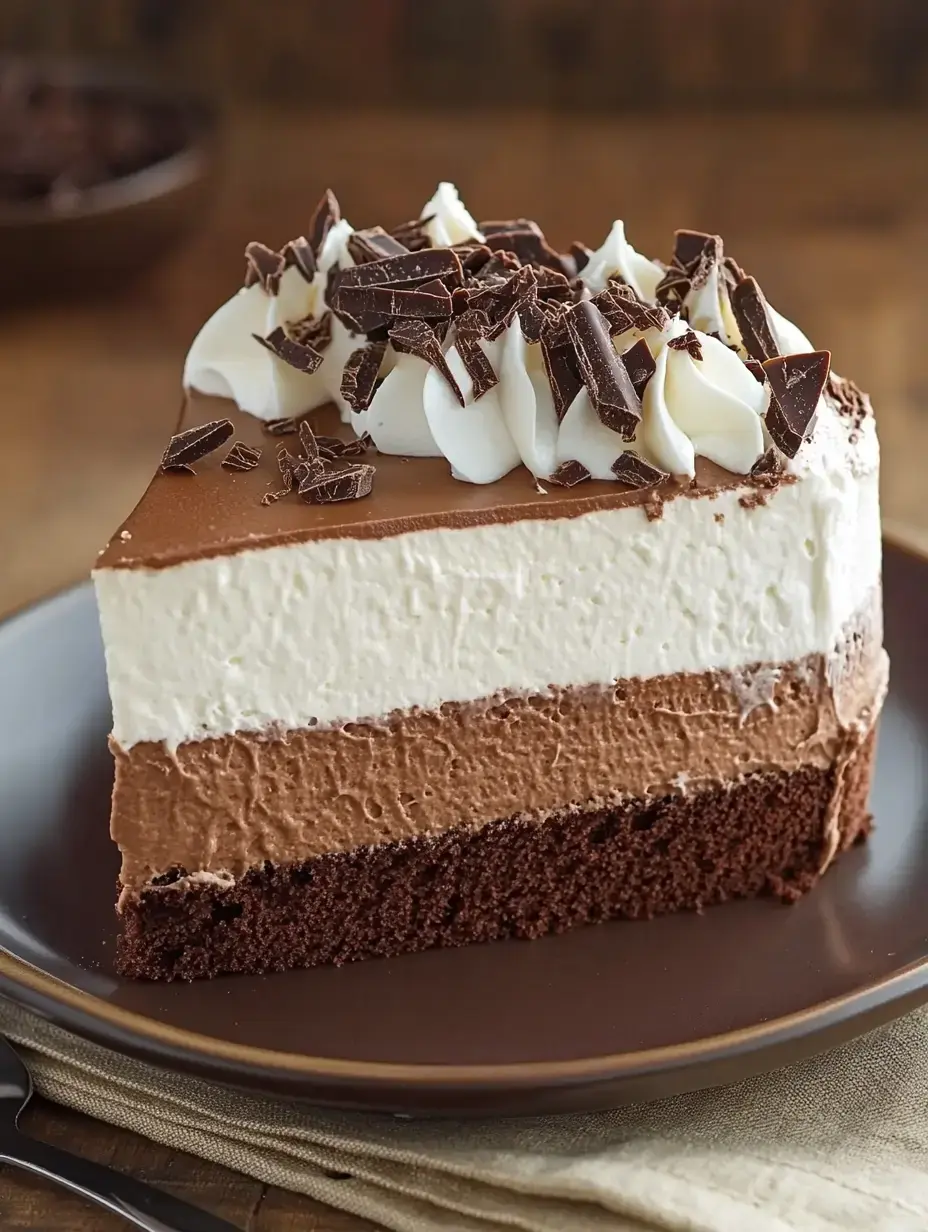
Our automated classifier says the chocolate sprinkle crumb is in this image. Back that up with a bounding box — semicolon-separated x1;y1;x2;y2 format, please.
161;419;233;472
309;189;340;258
221;442;262;472
547;459;591;487
825;372;871;437
566;300;642;439
731;277;780;363
611;450;667;490
668;329;704;361
750;446;783;478
340;341;387;411
253;326;325;375
389;319;464;405
762;351;831;458
620;338;657;400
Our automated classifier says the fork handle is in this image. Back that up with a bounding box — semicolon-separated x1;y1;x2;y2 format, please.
0;1129;241;1231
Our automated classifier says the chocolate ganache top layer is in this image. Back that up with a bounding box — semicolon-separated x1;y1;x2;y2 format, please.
99;183;874;571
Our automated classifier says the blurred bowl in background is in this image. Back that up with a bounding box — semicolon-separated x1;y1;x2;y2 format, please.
0;57;218;302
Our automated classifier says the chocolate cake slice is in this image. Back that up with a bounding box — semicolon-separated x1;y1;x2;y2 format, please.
94;184;887;980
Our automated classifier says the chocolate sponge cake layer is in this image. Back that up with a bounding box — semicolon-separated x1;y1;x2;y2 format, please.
116;732;875;981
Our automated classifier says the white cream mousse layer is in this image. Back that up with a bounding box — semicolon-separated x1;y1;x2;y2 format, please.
94;401;880;751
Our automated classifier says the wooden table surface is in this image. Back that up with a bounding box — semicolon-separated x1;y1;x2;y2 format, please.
2;105;927;1229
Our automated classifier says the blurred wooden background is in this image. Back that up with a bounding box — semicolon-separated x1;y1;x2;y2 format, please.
1;0;927;108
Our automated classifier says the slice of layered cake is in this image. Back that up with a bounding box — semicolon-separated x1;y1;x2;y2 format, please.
94;184;887;980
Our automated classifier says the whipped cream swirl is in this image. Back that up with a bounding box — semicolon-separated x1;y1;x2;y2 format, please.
184;183;824;486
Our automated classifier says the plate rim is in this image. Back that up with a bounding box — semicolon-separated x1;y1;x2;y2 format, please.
1;529;926;1100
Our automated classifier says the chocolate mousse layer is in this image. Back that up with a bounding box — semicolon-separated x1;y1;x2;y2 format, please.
116;730;876;981
112;601;884;894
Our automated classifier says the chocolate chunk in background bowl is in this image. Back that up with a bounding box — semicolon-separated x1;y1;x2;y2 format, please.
762;350;831;458
340;340;387;411
731;276;780;363
547;459;591;487
611;450;668;490
620;338;657;400
253;325;325;375
160;418;234;472
566;299;642;440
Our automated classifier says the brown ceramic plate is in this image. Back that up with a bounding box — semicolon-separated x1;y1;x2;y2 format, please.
0;540;926;1117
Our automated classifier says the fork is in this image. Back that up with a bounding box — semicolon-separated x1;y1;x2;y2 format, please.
0;1032;241;1230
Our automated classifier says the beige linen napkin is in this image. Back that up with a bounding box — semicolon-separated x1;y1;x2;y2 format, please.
1;998;927;1232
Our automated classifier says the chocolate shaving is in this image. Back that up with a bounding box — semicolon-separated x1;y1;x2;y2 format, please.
453;309;499;400
745;357;766;383
221;442;262;472
347;226;410;264
673;230;722;290
243;241;284;293
610;450;668;490
668;329;704;361
314;434;371;459
289;311;333;353
336;248;463;292
390;216;433;251
731;277;780;363
547;459;591;487
620;338;657;400
566;300;642;440
762;351;831;458
517;296;548;343
593;282;668;336
263;416;301;436
534;266;572;301
483;225;571;275
540;308;582;421
281;236;315;282
260;444;299;505
340;341;387;411
460;244;493;273
750;447;783;479
297;419;321;462
309;189;340;258
253;326;324;375
161;419;233;472
390;319;464;405
569;241;593;272
298;459;375;504
335;279;453;322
